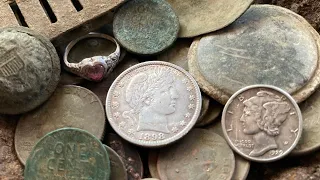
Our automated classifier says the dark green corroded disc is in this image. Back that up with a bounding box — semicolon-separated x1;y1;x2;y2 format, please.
24;128;110;180
113;0;179;55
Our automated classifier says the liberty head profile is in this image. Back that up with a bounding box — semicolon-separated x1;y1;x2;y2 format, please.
240;90;291;157
124;68;179;133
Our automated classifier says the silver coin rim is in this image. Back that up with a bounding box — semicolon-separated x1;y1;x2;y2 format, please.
106;61;202;147
221;84;303;162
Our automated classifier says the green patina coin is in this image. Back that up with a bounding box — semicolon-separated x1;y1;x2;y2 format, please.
24;128;110;180
113;0;179;55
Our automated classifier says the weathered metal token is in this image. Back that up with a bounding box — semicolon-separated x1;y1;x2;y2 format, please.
0;27;60;114
292;89;320;155
15;85;105;165
157;129;235;180
24;128;110;180
196;93;210;124
0;115;23;180
106;61;202;147
166;0;253;37
222;85;303;162
148;151;160;179
105;133;143;180
104;145;128;180
83;56;139;105
157;39;192;71
113;0;179;55
188;5;320;104
196;99;223;127
206;120;250;180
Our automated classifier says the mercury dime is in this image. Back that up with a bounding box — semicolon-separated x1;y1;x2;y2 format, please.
113;0;179;55
0;27;60;114
222;85;302;162
166;0;253;37
15;85;105;165
104;145;128;180
157;129;235;180
24;128;110;180
106;61;202;147
188;5;320;104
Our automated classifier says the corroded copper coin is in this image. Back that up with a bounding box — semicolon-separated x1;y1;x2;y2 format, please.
24;128;110;180
166;0;253;37
15;85;106;165
104;145;128;180
157;129;235;180
148;151;160;179
113;0;179;55
222;85;302;162
106;61;202;147
0;27;60;114
105;133;143;180
188;5;320;104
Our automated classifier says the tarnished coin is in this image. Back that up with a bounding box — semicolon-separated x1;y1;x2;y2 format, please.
104;145;128;180
106;61;202;147
148;151;160;179
196;93;210;124
207;120;250;180
15;85;105;165
0;27;60;114
196;100;223;127
188;5;320;104
166;0;253;37
83;56;139;105
113;0;179;55
157;129;235;180
0;115;23;180
24;128;110;180
222;85;303;162
105;133;143;180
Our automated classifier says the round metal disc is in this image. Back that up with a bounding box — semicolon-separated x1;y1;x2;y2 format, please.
104;145;128;180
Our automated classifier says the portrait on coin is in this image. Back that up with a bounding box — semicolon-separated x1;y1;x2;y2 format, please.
124;68;179;133
240;90;291;157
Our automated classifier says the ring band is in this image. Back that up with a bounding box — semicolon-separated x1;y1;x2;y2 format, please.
63;32;121;82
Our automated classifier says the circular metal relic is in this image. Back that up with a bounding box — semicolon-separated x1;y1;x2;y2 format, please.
24;128;110;180
106;61;202;147
166;0;253;37
188;5;320;104
157;129;235;180
64;33;121;82
222;85;303;162
15;85;106;165
113;0;179;55
104;145;128;180
0;27;60;114
196;100;223;127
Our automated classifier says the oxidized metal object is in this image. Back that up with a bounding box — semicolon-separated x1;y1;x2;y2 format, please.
15;85;106;165
106;61;202;147
104;145;128;180
64;33;121;82
113;0;179;55
0;27;60;114
222;85;303;162
24;128;110;180
157;129;235;180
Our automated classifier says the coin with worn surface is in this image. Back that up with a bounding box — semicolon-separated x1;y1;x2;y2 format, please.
196;100;223;127
105;133;143;180
83;56;139;105
106;61;202;147
0;115;23;180
189;5;320;104
0;27;60;114
113;0;179;55
222;85;303;162
166;0;253;37
104;145;128;180
148;151;160;179
15;85;105;165
24;128;110;180
196;93;210;124
157;129;235;180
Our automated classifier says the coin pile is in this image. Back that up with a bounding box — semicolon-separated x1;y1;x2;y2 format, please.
0;0;320;180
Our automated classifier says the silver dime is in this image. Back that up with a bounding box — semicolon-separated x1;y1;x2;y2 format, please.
106;61;202;147
222;85;302;162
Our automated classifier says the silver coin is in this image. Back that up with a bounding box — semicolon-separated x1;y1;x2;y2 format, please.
222;85;302;162
106;61;202;147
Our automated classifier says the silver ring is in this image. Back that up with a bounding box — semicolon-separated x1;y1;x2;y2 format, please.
64;33;121;82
